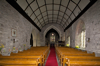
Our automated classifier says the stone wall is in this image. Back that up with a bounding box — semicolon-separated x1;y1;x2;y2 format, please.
0;0;40;55
65;0;100;56
40;23;65;46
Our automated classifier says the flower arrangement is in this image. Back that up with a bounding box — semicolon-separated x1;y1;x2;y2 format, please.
75;45;80;48
13;47;15;50
0;46;2;51
0;44;4;51
16;48;18;50
19;46;21;50
66;44;70;47
1;44;4;48
24;44;26;47
9;49;10;52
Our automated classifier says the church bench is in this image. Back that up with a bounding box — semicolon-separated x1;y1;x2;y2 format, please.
0;46;50;66
55;47;100;66
55;47;95;61
55;47;97;65
65;61;100;66
0;54;46;65
10;51;49;63
10;47;50;63
58;52;95;63
0;55;42;59
0;55;42;66
0;60;39;66
62;56;100;66
10;53;45;63
55;47;87;52
57;49;87;54
1;64;35;66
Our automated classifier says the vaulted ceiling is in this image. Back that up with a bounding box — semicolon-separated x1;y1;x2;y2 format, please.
6;0;97;31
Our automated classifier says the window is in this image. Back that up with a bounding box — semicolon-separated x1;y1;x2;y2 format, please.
81;30;86;48
66;36;70;47
50;33;55;42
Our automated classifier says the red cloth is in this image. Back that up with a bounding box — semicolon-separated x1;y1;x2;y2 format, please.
45;47;58;66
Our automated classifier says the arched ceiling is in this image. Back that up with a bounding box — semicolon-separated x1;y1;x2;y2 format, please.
7;0;95;31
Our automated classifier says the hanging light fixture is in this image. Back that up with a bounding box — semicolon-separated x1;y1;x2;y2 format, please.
52;33;54;36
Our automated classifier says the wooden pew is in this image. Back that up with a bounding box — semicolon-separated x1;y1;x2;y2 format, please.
66;61;100;66
62;56;100;66
55;47;100;66
0;55;42;65
56;49;95;63
10;50;49;64
0;60;38;66
60;53;95;66
10;46;49;63
0;46;50;66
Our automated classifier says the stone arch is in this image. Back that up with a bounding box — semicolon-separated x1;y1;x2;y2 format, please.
31;29;37;47
43;25;62;45
75;19;86;49
30;34;33;47
36;32;40;46
65;28;71;47
44;25;61;38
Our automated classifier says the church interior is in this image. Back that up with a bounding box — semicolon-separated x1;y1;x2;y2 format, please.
0;0;100;66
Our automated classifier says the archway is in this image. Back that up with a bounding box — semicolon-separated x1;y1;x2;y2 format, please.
36;33;40;46
75;20;86;49
31;29;37;47
65;29;71;47
43;25;62;46
30;34;33;47
44;25;61;38
45;28;59;46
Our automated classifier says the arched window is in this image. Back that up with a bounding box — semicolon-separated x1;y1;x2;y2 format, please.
75;20;86;49
50;33;55;42
81;30;86;48
66;36;70;47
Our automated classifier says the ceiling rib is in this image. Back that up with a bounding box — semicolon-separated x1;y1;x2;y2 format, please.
60;0;70;26
42;21;64;29
41;18;65;24
65;0;80;25
6;0;41;31
33;3;73;13
44;0;49;23
25;0;42;27
25;0;35;11
71;0;81;11
33;10;69;22
52;0;54;23
37;14;68;22
7;0;96;32
36;0;46;25
56;0;62;23
64;0;97;31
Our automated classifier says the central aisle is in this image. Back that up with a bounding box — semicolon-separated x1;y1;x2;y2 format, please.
45;46;58;66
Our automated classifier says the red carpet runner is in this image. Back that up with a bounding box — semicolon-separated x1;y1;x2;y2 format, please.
45;46;58;66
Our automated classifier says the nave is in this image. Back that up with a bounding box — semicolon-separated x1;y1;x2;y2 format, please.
0;45;100;66
0;0;100;66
